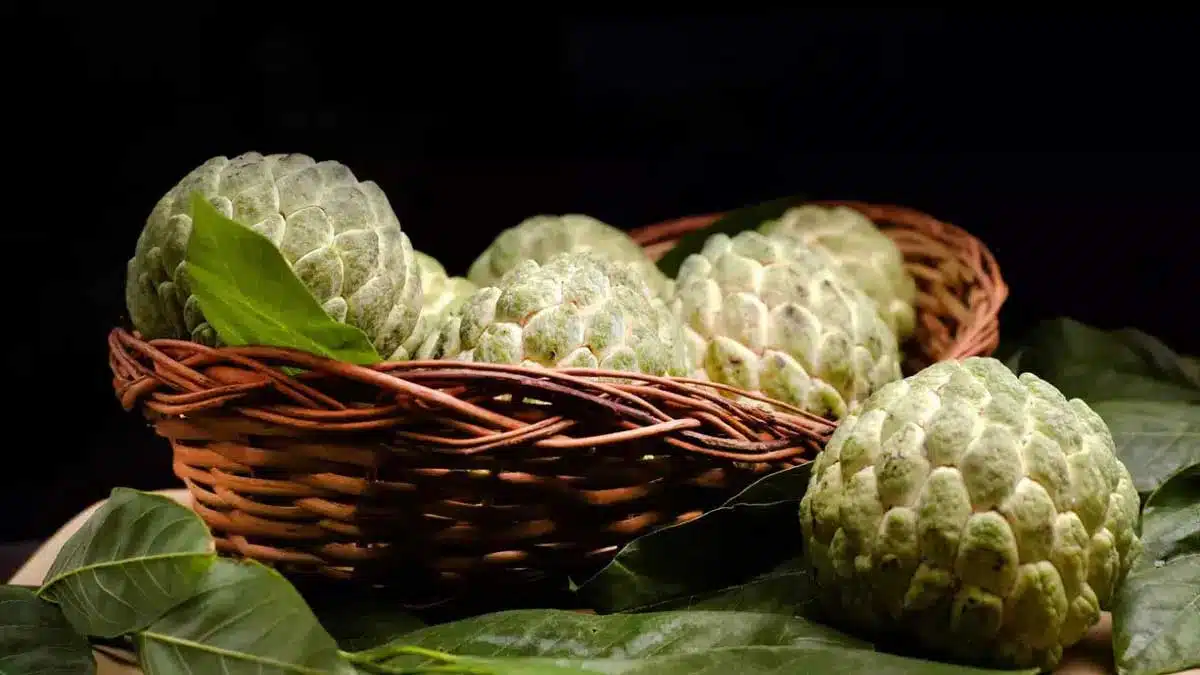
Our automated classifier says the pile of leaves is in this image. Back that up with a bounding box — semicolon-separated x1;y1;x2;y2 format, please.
1;318;1197;674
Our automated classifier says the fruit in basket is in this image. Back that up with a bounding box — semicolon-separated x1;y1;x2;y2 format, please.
798;357;1143;670
468;214;673;298
671;230;902;419
394;250;478;359
759;204;917;340
124;152;424;358
418;249;690;376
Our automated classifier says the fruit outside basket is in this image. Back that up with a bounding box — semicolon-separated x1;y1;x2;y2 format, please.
107;198;1008;603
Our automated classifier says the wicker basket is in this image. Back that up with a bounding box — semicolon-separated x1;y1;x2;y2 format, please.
108;199;1006;600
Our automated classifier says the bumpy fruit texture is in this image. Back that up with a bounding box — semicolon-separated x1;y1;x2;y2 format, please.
395;251;478;359
467;214;672;298
760;205;917;340
798;357;1142;671
125;152;423;358
419;250;690;377
672;230;902;419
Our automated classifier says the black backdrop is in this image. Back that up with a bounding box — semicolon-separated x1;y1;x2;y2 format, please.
5;9;1198;543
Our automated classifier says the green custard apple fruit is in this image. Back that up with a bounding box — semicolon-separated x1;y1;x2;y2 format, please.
760;204;917;340
418;249;690;377
798;357;1142;671
467;214;672;298
395;250;478;360
671;230;903;419
125;152;423;359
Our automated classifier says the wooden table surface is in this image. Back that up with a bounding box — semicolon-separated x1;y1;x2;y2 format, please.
11;490;1193;675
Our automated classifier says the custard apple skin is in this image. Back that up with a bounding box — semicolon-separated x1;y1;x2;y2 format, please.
395;251;478;360
797;357;1143;671
760;204;917;340
418;250;690;377
467;214;672;298
671;230;902;419
125;152;423;359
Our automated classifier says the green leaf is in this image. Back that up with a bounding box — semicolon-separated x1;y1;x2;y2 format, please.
1003;318;1200;403
135;558;355;674
1137;464;1200;566
36;488;215;638
654;194;809;278
356;608;863;665
185;192;383;365
1113;464;1200;675
574;464;811;613
0;586;96;675
414;645;1036;675
1092;400;1200;499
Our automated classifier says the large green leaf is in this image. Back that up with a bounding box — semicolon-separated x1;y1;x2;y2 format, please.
0;586;96;675
371;645;1035;675
1113;464;1200;675
573;464;812;613
1092;400;1200;499
654;194;809;278
353;608;864;670
135;558;355;674
1003;318;1200;404
185;192;383;365
37;488;215;638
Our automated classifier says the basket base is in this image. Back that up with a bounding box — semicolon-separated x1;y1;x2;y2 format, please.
167;432;777;603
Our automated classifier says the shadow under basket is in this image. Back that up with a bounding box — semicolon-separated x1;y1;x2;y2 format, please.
108;199;1007;603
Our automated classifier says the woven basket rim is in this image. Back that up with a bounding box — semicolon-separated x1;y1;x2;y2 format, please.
109;328;834;462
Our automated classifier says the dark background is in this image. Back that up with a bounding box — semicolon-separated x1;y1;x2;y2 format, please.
4;10;1198;549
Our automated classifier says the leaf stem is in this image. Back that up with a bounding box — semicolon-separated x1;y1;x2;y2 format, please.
351;664;492;675
342;646;497;674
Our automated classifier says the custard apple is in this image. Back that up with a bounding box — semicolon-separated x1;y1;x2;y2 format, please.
798;357;1142;670
418;250;690;377
394;250;478;360
760;204;917;340
467;214;672;298
124;152;423;359
671;230;902;419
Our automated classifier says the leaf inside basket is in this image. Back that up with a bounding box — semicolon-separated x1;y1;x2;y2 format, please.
654;193;810;277
183;191;384;365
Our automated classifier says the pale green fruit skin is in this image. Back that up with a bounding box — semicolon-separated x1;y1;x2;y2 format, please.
798;357;1143;671
419;250;690;377
760;205;917;340
125;152;423;358
671;230;903;419
395;251;478;360
467;214;672;298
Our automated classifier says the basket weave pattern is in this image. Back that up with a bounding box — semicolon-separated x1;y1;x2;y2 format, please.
109;200;1005;594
